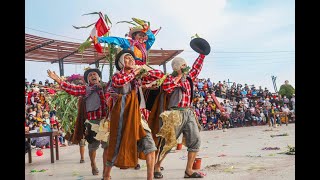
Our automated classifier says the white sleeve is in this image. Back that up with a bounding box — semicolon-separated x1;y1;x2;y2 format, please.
31;97;35;105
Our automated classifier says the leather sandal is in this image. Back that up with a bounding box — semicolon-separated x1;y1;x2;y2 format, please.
154;171;163;179
184;171;204;178
134;164;141;170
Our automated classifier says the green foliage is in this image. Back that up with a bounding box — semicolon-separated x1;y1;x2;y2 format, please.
135;68;148;79
171;66;191;77
72;11;112;36
156;74;168;86
132;17;148;26
278;84;295;98
78;40;92;53
116;17;149;28
191;33;200;39
116;20;138;26
82;12;100;16
100;43;117;81
48;91;78;134
72;22;95;29
104;14;112;26
181;66;191;74
73;11;116;80
171;71;178;77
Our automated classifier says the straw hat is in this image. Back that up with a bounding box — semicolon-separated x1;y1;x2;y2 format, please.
128;26;145;39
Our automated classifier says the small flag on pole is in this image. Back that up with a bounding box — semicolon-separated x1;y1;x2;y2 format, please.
90;12;110;53
151;27;162;36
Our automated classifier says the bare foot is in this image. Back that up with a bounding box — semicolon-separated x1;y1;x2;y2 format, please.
154;163;161;172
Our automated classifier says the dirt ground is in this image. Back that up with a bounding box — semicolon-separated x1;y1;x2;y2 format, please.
25;123;295;180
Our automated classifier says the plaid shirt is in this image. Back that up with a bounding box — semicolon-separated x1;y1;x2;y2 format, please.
163;54;205;108
112;69;164;121
112;69;136;88
60;81;106;120
141;69;164;85
112;69;164;87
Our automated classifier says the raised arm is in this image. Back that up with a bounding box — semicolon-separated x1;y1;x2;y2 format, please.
141;69;164;85
145;29;155;50
47;70;86;96
112;69;139;88
188;54;205;81
97;36;131;49
59;81;86;96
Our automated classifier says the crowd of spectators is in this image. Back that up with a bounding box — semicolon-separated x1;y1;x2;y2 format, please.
191;78;295;131
25;77;296;148
25;78;67;149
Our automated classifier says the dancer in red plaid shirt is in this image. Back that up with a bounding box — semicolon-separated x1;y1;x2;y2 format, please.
162;54;205;107
154;38;211;179
47;68;109;177
103;49;163;180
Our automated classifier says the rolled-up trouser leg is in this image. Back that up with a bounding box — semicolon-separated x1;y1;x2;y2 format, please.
85;121;109;152
137;131;157;155
105;131;156;167
79;138;86;147
87;139;108;153
175;109;201;152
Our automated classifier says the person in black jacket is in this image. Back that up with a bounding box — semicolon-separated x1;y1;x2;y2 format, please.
244;109;253;126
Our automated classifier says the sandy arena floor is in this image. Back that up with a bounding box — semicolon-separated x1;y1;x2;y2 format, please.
25;123;295;180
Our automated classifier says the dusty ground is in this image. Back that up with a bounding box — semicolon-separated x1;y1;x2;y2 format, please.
25;123;295;180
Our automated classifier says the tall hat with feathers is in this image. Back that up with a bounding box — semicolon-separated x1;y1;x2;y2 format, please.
118;17;161;39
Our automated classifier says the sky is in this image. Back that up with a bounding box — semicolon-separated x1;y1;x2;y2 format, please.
25;0;295;92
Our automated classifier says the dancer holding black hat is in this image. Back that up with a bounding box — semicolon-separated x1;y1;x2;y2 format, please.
151;37;211;179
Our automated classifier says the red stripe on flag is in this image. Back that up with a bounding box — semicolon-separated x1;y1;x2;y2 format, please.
94;43;103;53
151;27;161;36
89;12;110;53
95;18;109;36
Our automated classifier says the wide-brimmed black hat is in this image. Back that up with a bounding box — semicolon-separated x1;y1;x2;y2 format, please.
83;68;101;83
190;38;211;55
115;49;136;71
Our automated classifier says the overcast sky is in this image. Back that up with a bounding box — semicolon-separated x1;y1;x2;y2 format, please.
25;0;295;92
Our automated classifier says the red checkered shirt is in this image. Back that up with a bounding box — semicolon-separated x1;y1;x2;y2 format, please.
59;81;106;120
141;69;165;85
112;69;164;87
112;69;136;88
163;54;205;107
112;69;164;121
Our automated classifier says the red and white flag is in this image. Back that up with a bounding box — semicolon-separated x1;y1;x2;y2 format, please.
151;27;161;36
90;12;110;53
